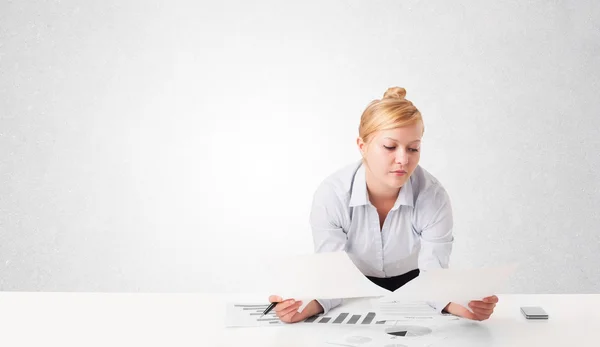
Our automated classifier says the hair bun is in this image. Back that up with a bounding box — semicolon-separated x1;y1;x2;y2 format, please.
383;87;407;100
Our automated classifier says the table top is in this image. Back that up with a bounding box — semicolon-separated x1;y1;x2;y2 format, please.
0;292;597;346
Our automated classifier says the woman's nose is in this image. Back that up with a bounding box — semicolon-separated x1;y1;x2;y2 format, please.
395;150;408;165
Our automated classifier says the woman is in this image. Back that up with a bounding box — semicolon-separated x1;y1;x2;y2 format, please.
269;87;498;323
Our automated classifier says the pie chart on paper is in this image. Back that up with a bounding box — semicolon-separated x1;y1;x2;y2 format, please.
385;325;433;337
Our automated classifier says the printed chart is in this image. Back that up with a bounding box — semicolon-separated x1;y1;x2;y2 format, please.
225;302;458;327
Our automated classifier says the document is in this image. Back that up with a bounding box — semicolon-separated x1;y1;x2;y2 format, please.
225;302;385;327
325;322;454;347
225;302;456;328
242;251;391;300
383;264;517;303
225;296;460;328
375;300;460;321
225;303;285;327
326;319;490;347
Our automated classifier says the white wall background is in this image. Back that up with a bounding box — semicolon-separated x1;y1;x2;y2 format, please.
1;0;599;294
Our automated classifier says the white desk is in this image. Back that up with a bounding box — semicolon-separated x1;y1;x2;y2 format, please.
0;292;597;346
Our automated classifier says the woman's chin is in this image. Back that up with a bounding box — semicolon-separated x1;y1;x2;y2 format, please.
386;176;408;189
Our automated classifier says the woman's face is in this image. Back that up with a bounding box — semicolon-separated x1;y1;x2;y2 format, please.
357;122;423;191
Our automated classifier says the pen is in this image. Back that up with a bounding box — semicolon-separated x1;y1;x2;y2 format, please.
260;302;277;318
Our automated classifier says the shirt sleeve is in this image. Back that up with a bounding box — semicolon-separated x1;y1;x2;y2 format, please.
309;182;346;314
415;184;454;313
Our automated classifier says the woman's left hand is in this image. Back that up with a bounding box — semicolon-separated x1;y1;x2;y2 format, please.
444;295;499;321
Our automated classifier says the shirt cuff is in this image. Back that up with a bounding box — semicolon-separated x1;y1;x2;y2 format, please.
427;300;450;314
316;298;343;315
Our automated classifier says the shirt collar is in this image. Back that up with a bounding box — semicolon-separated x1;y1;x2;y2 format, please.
392;174;414;209
349;163;369;207
349;162;414;209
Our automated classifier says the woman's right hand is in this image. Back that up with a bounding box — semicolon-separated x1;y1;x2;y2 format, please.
268;295;324;323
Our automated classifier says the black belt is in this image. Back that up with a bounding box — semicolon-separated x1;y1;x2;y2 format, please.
366;268;420;291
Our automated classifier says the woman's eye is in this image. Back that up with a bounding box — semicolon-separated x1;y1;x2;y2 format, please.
409;148;420;152
384;146;396;150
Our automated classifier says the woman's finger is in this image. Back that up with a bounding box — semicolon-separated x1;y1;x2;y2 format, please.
281;310;300;322
279;301;303;318
471;307;494;316
483;295;499;304
276;301;298;317
469;301;496;310
275;299;297;312
269;295;283;303
469;301;495;318
447;303;478;320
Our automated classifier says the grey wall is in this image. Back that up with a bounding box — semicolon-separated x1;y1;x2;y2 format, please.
1;0;599;294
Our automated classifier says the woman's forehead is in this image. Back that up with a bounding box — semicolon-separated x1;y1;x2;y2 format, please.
376;126;423;143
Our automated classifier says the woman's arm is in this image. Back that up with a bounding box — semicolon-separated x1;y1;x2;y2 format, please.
309;181;348;314
415;184;499;320
270;181;347;323
415;185;454;313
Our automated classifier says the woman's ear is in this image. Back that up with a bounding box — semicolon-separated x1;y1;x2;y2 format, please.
356;137;366;157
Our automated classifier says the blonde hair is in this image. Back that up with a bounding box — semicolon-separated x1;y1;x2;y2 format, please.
359;87;423;144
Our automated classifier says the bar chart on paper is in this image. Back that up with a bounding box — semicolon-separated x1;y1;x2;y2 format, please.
225;303;391;327
225;304;283;326
302;311;381;325
225;302;455;327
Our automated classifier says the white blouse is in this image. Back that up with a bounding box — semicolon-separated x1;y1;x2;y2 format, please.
309;160;454;313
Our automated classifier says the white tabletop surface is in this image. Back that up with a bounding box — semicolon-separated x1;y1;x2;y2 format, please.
0;292;597;346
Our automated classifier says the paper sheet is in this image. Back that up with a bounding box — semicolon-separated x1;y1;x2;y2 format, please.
225;300;459;328
225;303;389;327
225;303;283;327
326;320;491;347
247;251;391;300
325;322;453;347
375;300;459;322
383;264;517;303
224;251;389;318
